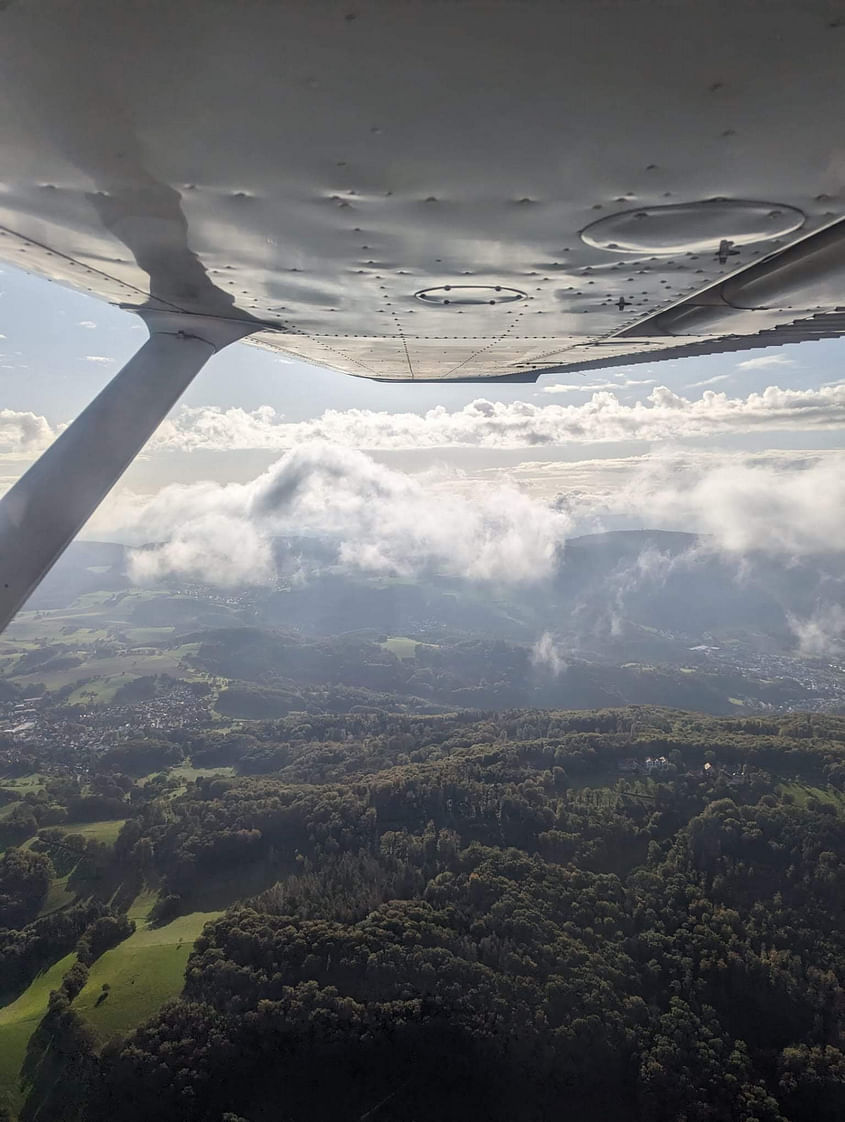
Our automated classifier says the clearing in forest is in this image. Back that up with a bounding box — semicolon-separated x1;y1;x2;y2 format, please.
74;901;221;1045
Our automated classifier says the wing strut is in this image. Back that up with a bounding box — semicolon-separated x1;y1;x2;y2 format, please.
0;311;255;631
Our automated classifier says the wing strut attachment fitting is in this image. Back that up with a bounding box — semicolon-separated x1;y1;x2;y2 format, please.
0;311;256;632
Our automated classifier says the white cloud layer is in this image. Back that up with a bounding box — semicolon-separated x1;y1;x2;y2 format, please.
151;383;845;452
125;444;572;587
95;444;845;592
618;455;845;555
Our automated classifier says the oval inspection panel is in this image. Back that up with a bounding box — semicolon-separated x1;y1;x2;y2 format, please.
415;284;527;306
580;200;806;255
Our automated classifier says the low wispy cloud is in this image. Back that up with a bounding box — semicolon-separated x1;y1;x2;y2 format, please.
788;605;845;657
737;355;795;370
686;374;731;389
151;383;845;453
84;355;114;364
531;631;566;675
542;383;613;394
540;377;656;394
78;321;96;329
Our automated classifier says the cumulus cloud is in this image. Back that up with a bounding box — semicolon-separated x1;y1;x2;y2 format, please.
150;383;845;452
619;455;845;556
86;442;845;605
788;605;845;657
458;448;845;563
132;510;276;587
530;631;566;675
0;409;57;455
153;405;283;453
737;355;795;369
125;444;571;587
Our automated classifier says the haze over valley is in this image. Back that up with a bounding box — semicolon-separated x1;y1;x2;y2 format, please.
3;525;842;722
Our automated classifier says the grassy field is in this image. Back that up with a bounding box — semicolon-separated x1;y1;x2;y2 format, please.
120;626;175;645
65;678;126;705
57;819;126;846
13;647;189;693
169;764;235;782
0;883;221;1109
74;904;221;1045
2;591;161;643
0;799;22;821
778;781;845;808
0;953;76;1115
0;778;46;853
3;810;127;858
38;873;77;916
125;888;159;923
380;637;421;660
12;645;208;701
0;591;205;697
0;774;46;794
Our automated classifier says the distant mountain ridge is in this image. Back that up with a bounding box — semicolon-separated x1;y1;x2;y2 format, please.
25;531;845;658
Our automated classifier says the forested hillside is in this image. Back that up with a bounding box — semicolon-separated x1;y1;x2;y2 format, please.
1;708;844;1121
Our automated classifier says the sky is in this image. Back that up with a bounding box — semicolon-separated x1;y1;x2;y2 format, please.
1;262;844;589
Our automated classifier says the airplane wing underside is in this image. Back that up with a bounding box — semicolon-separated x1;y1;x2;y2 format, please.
1;0;845;382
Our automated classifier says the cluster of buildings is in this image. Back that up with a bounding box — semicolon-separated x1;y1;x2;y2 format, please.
617;755;671;775
1;696;44;738
615;755;750;786
691;641;845;712
83;681;213;732
0;682;214;772
703;761;748;785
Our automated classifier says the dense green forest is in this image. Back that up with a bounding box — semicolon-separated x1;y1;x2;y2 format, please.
1;708;844;1121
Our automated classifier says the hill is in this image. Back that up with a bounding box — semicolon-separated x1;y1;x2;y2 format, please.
0;707;843;1121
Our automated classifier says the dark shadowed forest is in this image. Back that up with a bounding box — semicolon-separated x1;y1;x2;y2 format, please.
1;708;843;1121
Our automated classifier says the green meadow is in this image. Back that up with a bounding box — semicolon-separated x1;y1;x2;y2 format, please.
380;636;421;660
0;953;76;1115
0;882;221;1116
57;819;127;846
74;904;221;1045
